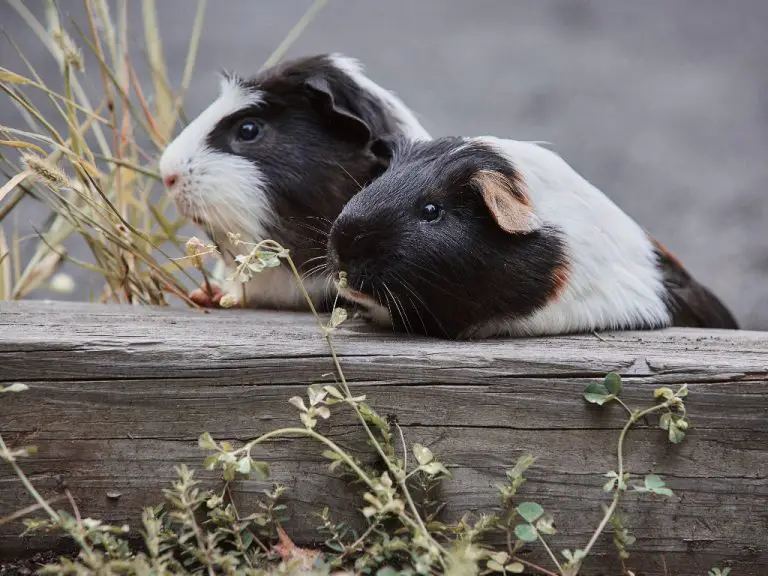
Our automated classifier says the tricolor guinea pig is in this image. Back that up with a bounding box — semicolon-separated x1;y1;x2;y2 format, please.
159;53;430;310
327;136;739;339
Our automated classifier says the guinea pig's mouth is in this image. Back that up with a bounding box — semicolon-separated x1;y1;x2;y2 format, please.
334;281;393;328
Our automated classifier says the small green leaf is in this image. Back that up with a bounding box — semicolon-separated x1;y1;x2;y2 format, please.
324;385;344;399
644;474;665;490
412;443;434;466
329;307;348;328
315;406;331;419
676;384;689;398
237;458;251;474
198;432;216;450
654;487;674;497
583;381;613;405
376;568;398;576
252;461;270;479
604;372;622;395
659;412;672;430
654;387;674;400
507;562;525;573
308;385;326;406
202;455;219;470
516;502;544;523
486;560;505;572
668;422;686;444
220;441;234;452
300;412;317;429
420;461;451;477
321;450;342;461
514;523;537;542
603;477;617;492
489;551;509;565
288;396;307;412
535;514;556;535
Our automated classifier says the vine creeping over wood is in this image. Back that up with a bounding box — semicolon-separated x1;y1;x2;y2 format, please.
0;300;767;574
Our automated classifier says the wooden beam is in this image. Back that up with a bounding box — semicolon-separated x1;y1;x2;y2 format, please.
0;301;766;574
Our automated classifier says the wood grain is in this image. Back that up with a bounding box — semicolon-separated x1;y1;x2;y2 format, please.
0;301;766;575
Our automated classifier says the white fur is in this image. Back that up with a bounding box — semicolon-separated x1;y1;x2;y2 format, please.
466;137;671;337
159;77;270;241
330;54;431;141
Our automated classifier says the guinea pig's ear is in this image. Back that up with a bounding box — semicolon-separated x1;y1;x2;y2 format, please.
303;75;372;145
473;170;542;235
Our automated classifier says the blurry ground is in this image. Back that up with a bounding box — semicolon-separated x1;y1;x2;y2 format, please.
1;0;767;329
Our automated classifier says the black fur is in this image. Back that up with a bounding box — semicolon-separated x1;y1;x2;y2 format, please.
204;54;404;296
654;246;739;329
327;137;568;339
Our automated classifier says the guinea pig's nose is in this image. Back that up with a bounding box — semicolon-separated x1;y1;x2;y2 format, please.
163;173;179;189
330;217;379;269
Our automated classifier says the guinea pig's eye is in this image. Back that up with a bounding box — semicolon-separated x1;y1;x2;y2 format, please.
236;120;260;141
420;203;442;222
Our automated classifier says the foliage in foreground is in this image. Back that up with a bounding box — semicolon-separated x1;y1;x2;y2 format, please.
0;242;702;576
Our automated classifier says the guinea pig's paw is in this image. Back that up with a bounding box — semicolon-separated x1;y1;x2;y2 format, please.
189;282;226;308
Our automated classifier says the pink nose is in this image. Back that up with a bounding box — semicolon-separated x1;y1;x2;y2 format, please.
163;173;179;188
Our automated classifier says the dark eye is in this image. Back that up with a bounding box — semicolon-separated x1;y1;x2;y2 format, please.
237;120;260;141
421;203;442;222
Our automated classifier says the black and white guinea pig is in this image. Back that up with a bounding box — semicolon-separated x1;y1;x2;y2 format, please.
327;136;739;339
158;53;430;310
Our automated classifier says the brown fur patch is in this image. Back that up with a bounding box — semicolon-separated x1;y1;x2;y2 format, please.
547;261;571;302
649;236;685;270
472;170;540;234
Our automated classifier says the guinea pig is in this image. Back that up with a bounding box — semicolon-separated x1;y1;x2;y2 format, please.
327;136;739;339
158;53;430;310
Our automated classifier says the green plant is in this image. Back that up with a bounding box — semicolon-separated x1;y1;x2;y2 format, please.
1;241;709;576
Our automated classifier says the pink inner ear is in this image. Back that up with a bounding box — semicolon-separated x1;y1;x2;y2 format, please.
474;170;541;234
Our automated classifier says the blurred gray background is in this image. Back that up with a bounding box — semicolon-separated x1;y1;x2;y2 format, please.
1;0;767;329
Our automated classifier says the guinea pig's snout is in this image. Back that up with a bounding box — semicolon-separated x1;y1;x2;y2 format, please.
163;173;179;189
329;216;382;275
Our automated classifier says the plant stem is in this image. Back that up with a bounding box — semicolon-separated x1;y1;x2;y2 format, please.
0;433;58;520
513;556;561;576
282;250;449;560
537;532;563;572
579;401;671;563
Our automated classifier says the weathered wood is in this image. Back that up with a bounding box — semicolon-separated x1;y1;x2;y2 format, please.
0;300;766;574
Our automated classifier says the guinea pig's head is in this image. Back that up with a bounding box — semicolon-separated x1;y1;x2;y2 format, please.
159;53;427;272
327;137;569;339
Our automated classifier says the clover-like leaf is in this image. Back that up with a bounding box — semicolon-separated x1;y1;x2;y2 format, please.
583;381;613;405
668;421;686;444
420;461;451;478
486;560;505;572
507;562;525;573
516;502;544;523
659;412;672;430
412;443;434;466
252;461;270;480
324;385;344;400
536;514;556;535
308;385;326;406
300;412;317;429
288;396;307;412
514;523;537;542
676;384;689;398
654;387;675;400
237;457;251;475
604;372;622;395
198;432;216;450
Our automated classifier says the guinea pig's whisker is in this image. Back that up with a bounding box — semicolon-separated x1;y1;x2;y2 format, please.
334;161;364;191
292;220;331;239
383;281;411;335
